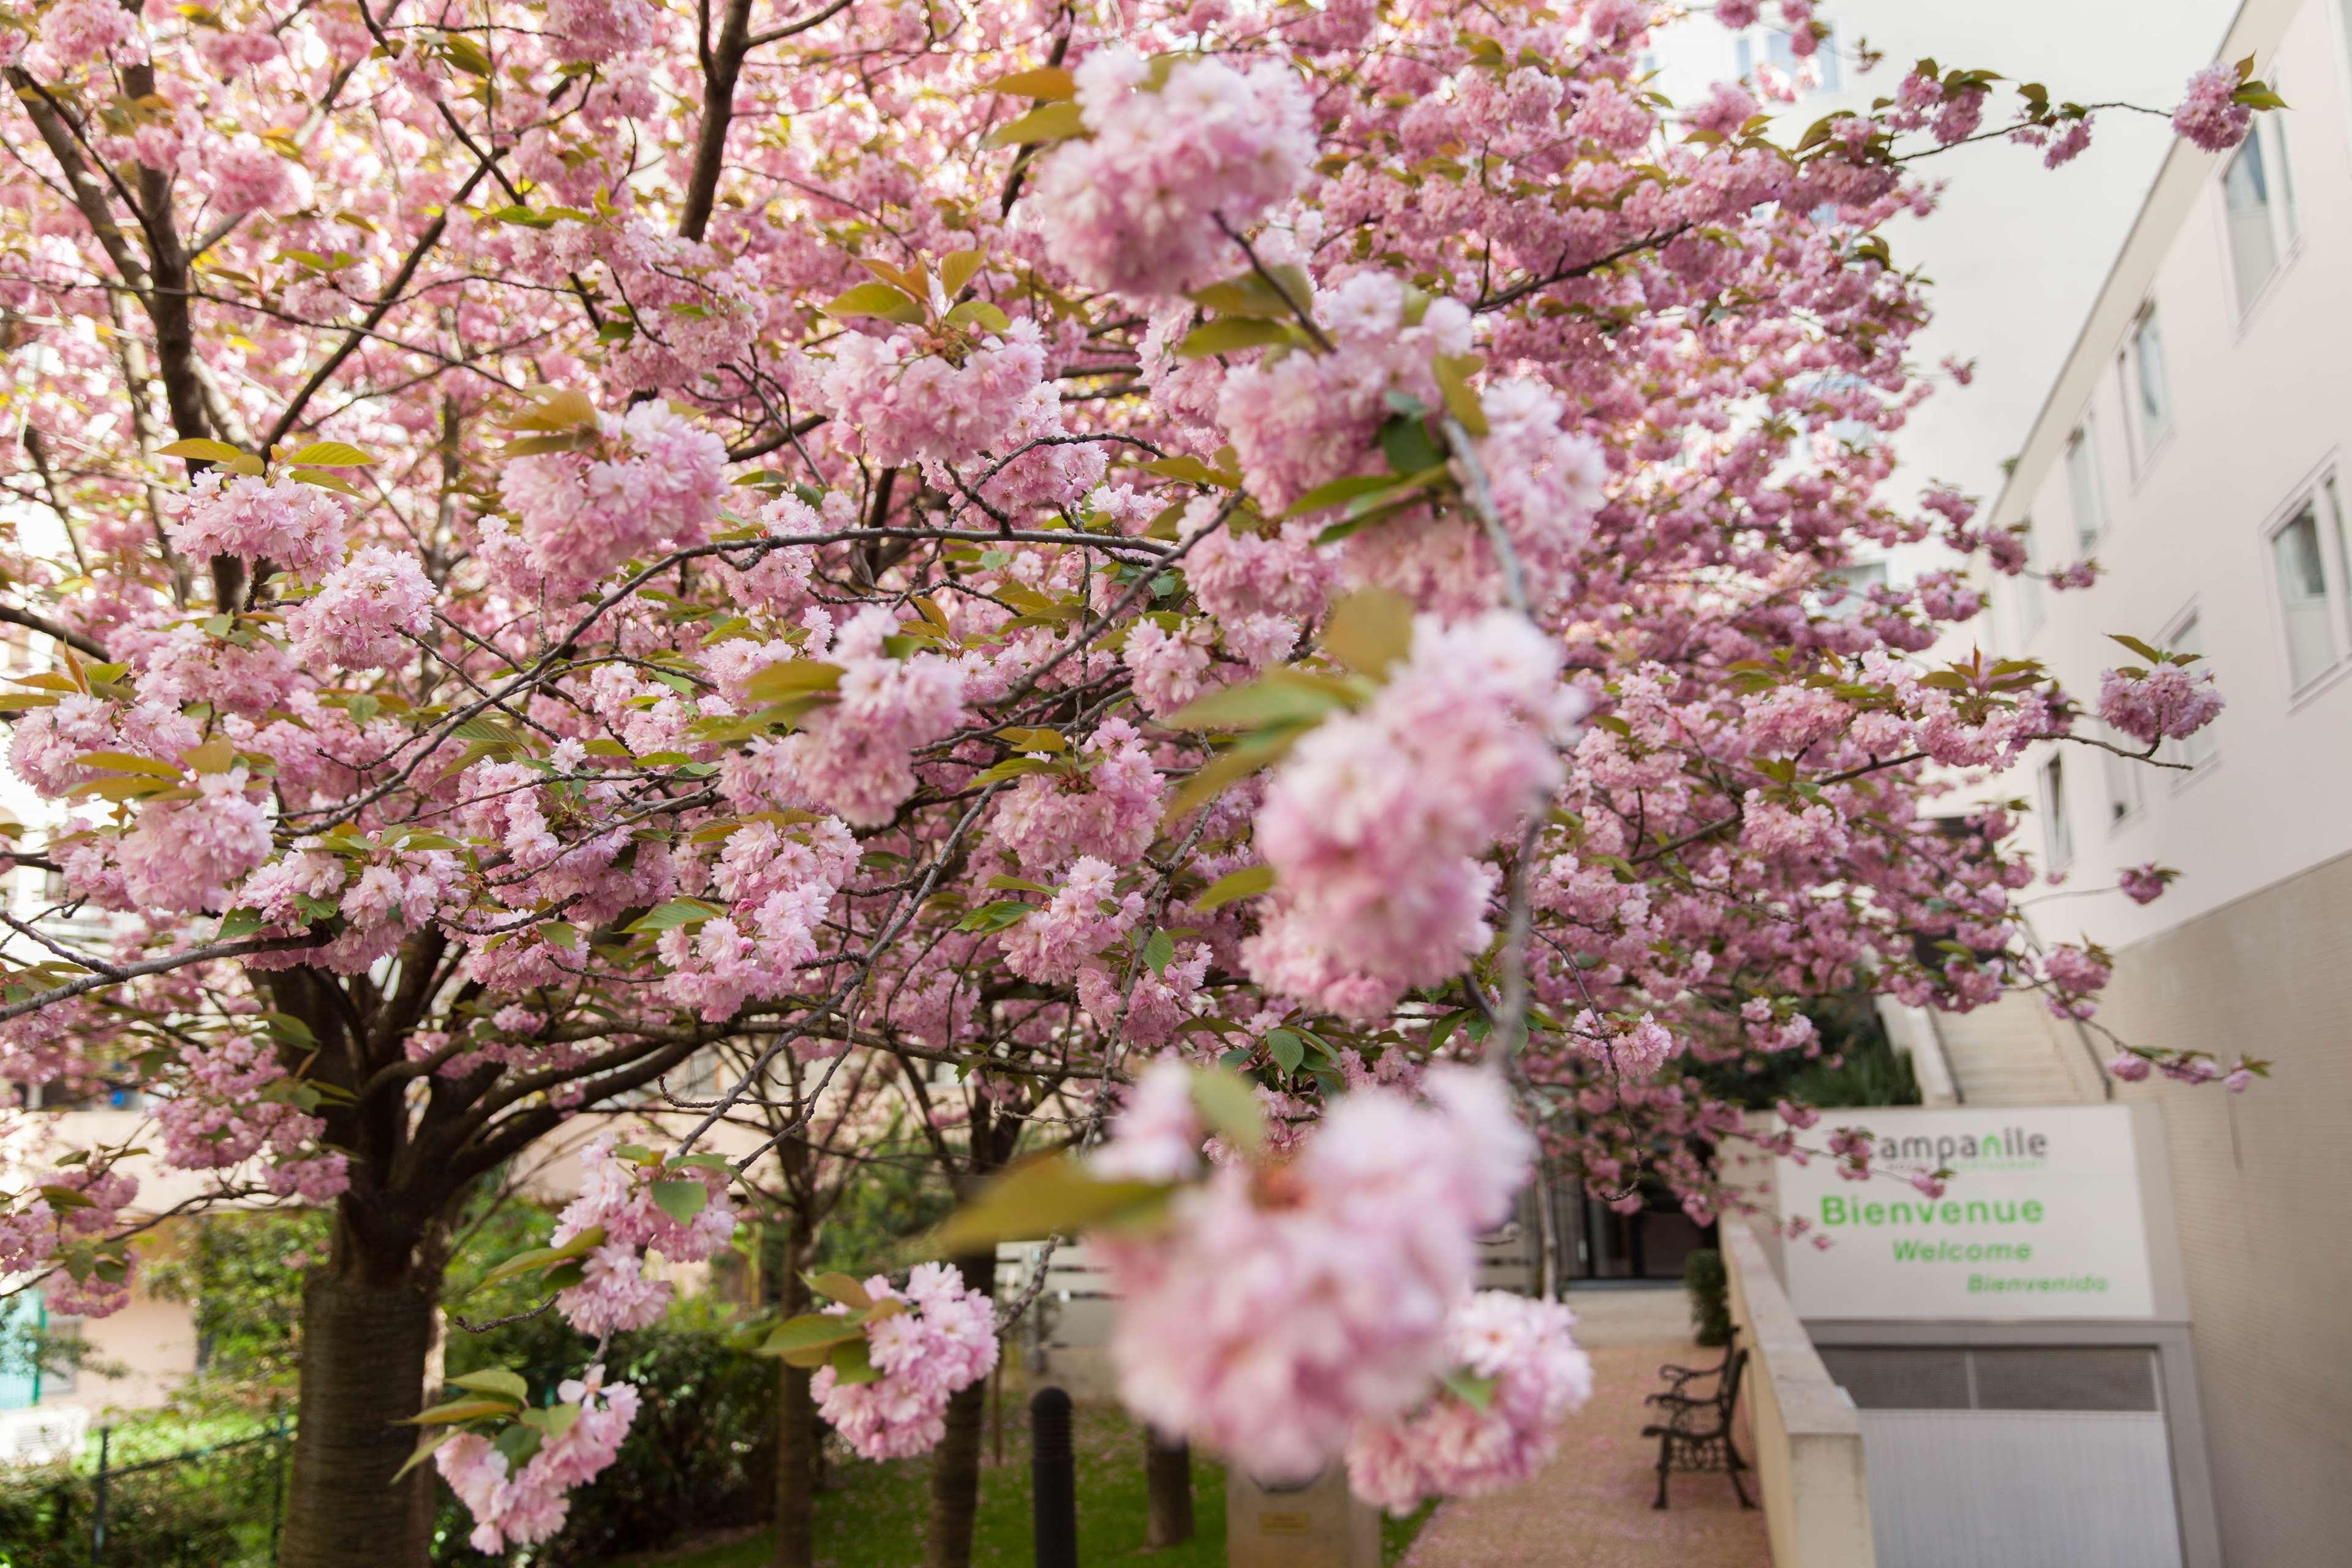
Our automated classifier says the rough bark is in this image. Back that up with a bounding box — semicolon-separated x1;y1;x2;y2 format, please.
923;1247;997;1568
1144;1429;1195;1548
279;1220;440;1568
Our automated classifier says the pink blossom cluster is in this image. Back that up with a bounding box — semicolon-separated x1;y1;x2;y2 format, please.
167;473;350;581
1344;1291;1594;1512
1572;1011;1679;1079
549;1136;739;1337
812;320;1049;469
2171;64;2253;153
2118;862;2172;905
118;769;275;914
1245;612;1582;1020
2098;666;2223;746
497;401;726;595
989;717;1164;872
657;816;856;1019
998;856;1142;984
812;1262;1001;1460
545;0;658;61
1025;47;1317;296
4;1167;137;1317
285;546;434;670
1091;1063;1533;1482
722;608;967;827
436;1368;640;1553
152;1027;351;1201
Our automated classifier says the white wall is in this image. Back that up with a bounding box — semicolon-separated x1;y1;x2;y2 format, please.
1977;0;2352;952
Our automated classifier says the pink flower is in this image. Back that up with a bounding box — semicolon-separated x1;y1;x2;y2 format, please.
812;1265;1000;1460
497;400;726;597
1025;48;1317;296
167;473;350;581
437;1369;639;1553
545;0;658;61
1246;612;1581;1020
2098;665;2222;746
812;320;1049;469
2171;64;2253;153
989;717;1164;872
549;1136;739;1335
2107;1052;2152;1084
118;769;274;914
1344;1292;1593;1512
2118;863;2171;905
286;547;434;669
203;135;312;217
1093;1066;1532;1482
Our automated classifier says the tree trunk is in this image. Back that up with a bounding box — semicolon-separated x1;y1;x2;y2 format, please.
924;1248;997;1568
775;1212;816;1568
1144;1428;1194;1548
279;1236;439;1568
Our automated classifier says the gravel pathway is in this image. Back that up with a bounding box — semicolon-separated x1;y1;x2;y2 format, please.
1400;1333;1773;1568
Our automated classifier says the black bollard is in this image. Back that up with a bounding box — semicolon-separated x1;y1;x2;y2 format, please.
1031;1385;1078;1568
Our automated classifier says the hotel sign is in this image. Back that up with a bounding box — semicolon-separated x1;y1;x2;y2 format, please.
1776;1104;2157;1319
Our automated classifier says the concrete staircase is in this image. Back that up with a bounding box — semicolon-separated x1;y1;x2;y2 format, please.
1926;996;2101;1106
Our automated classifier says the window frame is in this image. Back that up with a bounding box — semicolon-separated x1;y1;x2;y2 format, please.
2117;303;2173;478
2218;106;2302;326
2065;419;2106;551
2038;752;2075;874
2261;466;2352;701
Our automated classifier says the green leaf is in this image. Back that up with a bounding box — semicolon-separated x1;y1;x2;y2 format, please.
2108;633;2164;664
405;1396;520;1426
1147;454;1240;488
283;440;378;468
927;1155;1175;1254
477;1224;605;1289
828;1337;884;1386
1379;414;1444;476
1192;863;1273;912
989;66;1077;100
1163;726;1307;823
517;1402;581;1439
1441;1368;1500;1411
743;661;845;703
1319;586;1415;679
72;751;182;778
442;34;492;75
940;248;987;295
1264;1028;1305;1078
1187;267;1317;322
1284;473;1412;518
983;100;1087;148
758;1312;869;1366
1142;929;1175;975
217;907;266;941
1434;353;1488;437
1159;668;1356;732
393;1430;458;1482
157;437;247;464
448;1367;530;1404
944;299;1011;333
956;900;1035;933
823;282;925;324
1176;318;1291;360
627;898;726;934
1186;1068;1265;1156
806;1271;873;1309
493;1423;544;1469
649;1178;709;1226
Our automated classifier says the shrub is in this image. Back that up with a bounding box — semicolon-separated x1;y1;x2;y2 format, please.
1683;1247;1730;1348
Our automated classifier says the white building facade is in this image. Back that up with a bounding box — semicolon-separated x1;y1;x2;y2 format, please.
1936;1;2352;1562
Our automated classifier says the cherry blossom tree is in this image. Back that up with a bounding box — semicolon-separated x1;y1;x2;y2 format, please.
0;0;2267;1562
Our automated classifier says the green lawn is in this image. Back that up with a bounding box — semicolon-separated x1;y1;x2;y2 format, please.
609;1400;1432;1568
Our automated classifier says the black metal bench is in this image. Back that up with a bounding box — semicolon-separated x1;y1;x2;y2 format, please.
1640;1337;1756;1509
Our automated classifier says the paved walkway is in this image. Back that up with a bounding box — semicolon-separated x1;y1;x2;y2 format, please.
1403;1288;1772;1568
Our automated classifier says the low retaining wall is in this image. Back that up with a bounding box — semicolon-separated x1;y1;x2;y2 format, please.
1724;1221;1876;1568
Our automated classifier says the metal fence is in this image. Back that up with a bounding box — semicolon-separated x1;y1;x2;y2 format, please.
0;1419;291;1567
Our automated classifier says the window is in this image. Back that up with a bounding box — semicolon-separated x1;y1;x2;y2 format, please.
2223;115;2299;316
2119;307;2171;469
2014;520;2045;639
1819;559;1887;621
2267;476;2352;690
2039;754;2073;872
2160;613;2218;769
1735;25;1839;97
2065;423;2105;549
1821;1346;2159;1414
2101;728;2144;826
